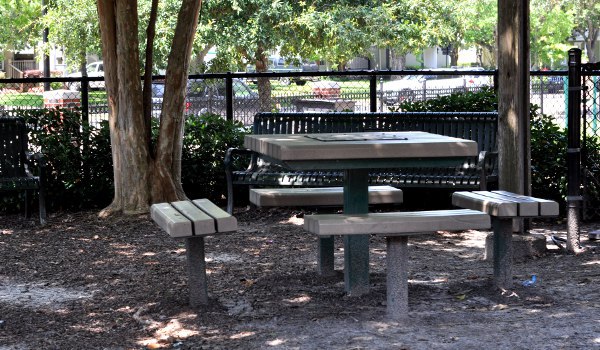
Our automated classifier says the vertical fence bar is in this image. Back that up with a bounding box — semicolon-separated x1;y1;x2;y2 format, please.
225;72;233;122
566;48;583;253
369;74;377;112
81;77;89;125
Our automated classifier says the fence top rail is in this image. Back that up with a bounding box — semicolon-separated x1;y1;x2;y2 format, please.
0;69;577;85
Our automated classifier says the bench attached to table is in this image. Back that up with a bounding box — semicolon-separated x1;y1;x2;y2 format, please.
224;111;499;213
151;199;237;307
304;209;491;320
452;191;559;288
249;185;403;207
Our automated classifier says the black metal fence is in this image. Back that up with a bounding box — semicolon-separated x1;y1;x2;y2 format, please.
0;69;569;127
569;50;600;221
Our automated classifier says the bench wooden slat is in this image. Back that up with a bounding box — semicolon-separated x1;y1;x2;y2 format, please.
171;200;216;236
304;209;490;236
452;191;518;217
150;203;194;238
472;190;538;216
452;190;560;217
192;198;238;232
491;190;559;216
249;185;403;207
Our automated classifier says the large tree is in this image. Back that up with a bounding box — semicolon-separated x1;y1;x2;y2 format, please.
530;0;573;69
41;0;101;71
96;0;202;215
0;0;39;53
569;0;600;63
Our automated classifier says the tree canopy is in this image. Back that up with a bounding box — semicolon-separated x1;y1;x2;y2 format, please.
2;0;596;71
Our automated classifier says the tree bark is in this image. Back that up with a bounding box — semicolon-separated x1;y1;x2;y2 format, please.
97;0;202;216
255;48;273;112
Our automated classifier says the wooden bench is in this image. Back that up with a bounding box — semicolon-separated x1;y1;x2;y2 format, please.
249;185;403;207
224;111;498;213
150;199;237;307
452;191;559;288
304;209;491;320
0;115;46;224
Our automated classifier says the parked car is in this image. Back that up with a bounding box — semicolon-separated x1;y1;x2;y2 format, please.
67;61;105;91
532;76;564;94
382;68;490;104
151;82;165;117
246;57;319;86
148;79;260;121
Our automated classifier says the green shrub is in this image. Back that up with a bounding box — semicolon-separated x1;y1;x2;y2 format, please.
529;105;567;204
399;88;571;208
397;86;497;112
50;82;65;90
181;113;249;206
1;109;248;213
19;108;113;210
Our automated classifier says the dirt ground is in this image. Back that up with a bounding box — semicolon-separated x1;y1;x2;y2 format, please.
1;206;599;350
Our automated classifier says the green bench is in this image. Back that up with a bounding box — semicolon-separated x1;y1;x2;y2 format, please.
0;115;46;224
224;111;498;213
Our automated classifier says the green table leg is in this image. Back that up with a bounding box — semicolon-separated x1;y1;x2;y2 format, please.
343;169;370;296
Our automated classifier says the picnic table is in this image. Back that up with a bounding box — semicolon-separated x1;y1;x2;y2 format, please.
244;131;478;296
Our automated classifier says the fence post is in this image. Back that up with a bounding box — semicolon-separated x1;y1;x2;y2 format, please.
566;48;583;253
225;72;233;121
369;74;377;112
81;78;89;125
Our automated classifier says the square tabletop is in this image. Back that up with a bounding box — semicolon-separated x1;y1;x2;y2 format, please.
244;131;478;170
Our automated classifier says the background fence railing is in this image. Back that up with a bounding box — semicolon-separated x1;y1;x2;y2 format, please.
0;69;570;127
2;68;599;219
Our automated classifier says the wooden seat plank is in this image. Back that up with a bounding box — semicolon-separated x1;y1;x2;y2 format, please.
150;203;193;238
249;185;403;207
304;209;490;236
192;198;238;232
451;191;518;217
171;200;216;236
491;190;559;216
472;191;538;216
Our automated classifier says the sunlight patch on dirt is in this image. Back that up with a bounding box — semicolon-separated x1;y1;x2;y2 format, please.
206;252;244;263
0;276;94;309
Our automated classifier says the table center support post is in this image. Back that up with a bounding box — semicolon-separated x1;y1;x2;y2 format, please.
343;169;370;296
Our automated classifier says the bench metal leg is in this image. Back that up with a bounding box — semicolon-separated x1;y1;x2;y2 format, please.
185;237;209;307
492;218;513;289
386;236;409;321
318;236;335;276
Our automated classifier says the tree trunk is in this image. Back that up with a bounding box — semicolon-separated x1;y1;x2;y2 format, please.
389;50;406;70
450;46;459;67
97;0;202;216
255;49;273;112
